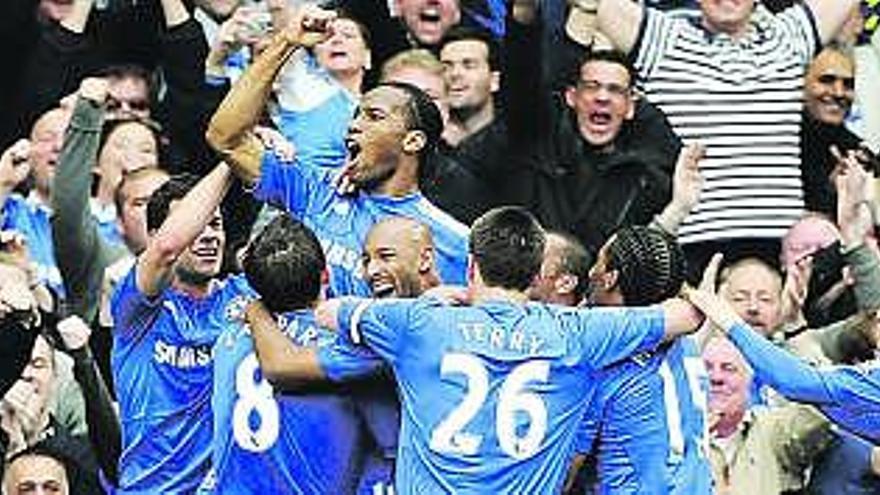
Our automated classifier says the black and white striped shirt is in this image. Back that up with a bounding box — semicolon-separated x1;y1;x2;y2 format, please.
633;5;820;244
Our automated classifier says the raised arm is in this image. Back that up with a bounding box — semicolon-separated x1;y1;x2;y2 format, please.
836;147;880;310
206;5;335;184
136;163;233;297
244;300;327;389
596;0;643;55
651;144;704;236
660;296;705;341
687;288;876;409
57;316;121;485
503;0;550;149
51;78;122;323
806;0;862;46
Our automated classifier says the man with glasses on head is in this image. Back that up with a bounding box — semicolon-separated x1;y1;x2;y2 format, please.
504;6;683;258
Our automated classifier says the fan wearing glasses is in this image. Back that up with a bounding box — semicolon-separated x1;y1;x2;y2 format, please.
503;21;682;259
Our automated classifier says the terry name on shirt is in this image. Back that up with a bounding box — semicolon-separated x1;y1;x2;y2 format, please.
458;322;545;355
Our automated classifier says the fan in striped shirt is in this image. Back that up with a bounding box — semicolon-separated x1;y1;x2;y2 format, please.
583;0;863;274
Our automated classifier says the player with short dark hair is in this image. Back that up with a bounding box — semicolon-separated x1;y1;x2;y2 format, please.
111;163;253;493
209;213;387;494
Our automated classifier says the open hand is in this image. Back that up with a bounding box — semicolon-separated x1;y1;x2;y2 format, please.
681;288;743;332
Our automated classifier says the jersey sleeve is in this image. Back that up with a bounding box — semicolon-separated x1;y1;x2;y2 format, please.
777;3;820;66
335;298;414;366
253;150;333;217
728;323;880;408
316;339;385;383
567;306;666;370
631;8;679;80
110;264;163;343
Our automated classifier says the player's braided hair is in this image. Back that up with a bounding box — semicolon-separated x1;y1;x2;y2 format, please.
377;81;443;158
607;226;686;306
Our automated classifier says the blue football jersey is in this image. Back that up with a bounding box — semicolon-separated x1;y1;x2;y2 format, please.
212;309;385;494
352;378;401;495
254;152;468;297
580;337;711;494
2;193;127;297
111;269;253;494
580;352;670;495
729;324;880;443
321;297;668;494
1;194;63;296
657;338;711;494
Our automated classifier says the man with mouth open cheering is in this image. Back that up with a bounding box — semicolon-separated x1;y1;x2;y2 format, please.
207;4;469;299
503;0;682;259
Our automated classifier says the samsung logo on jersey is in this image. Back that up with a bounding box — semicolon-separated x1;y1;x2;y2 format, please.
319;238;363;279
154;341;213;368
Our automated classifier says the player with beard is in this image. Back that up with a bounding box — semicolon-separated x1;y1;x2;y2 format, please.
110;164;253;493
363;216;441;298
207;5;468;298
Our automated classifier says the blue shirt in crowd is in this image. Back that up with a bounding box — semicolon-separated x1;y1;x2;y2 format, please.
275;54;357;170
1;193;124;297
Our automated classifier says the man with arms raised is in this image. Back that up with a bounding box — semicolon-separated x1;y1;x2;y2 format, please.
111;163;251;493
588;0;865;273
207;5;468;297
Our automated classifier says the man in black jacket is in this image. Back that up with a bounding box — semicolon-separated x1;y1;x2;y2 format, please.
504;1;681;256
801;44;877;219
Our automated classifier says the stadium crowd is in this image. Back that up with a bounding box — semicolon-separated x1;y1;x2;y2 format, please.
0;0;879;493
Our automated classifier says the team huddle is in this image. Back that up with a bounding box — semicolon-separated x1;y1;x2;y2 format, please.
98;4;880;495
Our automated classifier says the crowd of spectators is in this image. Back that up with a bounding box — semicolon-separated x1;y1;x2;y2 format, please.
1;0;879;493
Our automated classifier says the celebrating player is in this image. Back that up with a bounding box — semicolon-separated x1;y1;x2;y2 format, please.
311;206;704;493
111;164;252;493
206;5;469;298
209;213;390;493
